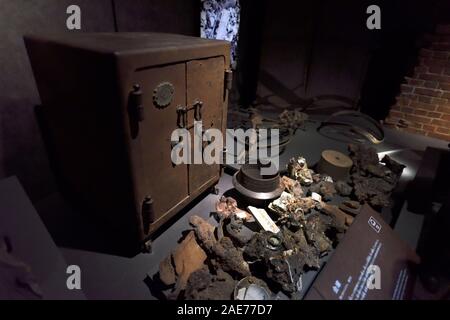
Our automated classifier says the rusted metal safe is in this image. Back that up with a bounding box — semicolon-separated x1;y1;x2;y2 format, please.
25;33;231;254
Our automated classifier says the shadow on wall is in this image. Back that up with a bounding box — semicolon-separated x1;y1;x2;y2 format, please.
235;0;448;121
0;0;199;202
0;96;56;201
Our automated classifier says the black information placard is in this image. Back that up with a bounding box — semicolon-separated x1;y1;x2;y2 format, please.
306;205;420;300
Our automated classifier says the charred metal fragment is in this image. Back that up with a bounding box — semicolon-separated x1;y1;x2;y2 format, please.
225;215;254;246
381;155;406;176
304;214;333;256
320;203;349;233
215;196;252;221
210;237;251;278
309;181;337;201
335;180;353;196
280;176;304;197
339;200;362;216
287;157;313;186
185;268;236;300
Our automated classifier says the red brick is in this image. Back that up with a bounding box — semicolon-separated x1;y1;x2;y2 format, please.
431;118;450;127
431;97;448;105
444;68;450;76
401;84;414;93
407;114;432;124
414;87;443;97
389;111;405;119
436;127;450;134
428;111;443;118
401;106;414;114
427;132;450;141
396;95;411;106
409;121;423;129
405;77;424;86
414;109;428;116
437;105;450;113
390;104;402;111
404;93;419;102
423;124;436;132
442;114;450;121
421;58;450;68
424;81;439;89
418;95;432;103
439;83;450;91
417;73;450;83
442;92;450;99
409;100;436;111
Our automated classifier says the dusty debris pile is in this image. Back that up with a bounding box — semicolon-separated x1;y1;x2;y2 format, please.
348;144;405;208
156;144;405;300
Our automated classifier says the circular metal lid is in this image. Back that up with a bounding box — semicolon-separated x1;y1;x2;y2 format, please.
322;150;353;168
232;164;283;201
153;82;174;108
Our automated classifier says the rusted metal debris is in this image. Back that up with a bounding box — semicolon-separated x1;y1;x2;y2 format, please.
381;155;406;175
243;231;306;294
159;148;405;300
225;215;254;246
348;144;405;209
278;109;308;134
320;203;351;232
287;157;313;186
280;176;304;197
309;181;336;201
159;255;176;286
158;231;207;298
189;215;251;278
304;214;333;256
339;200;362;216
216;196;253;221
189;215;216;251
335;180;353;196
185;267;236;300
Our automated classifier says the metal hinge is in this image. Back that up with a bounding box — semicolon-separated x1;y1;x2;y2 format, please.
225;69;233;91
130;84;144;122
141;196;154;235
176;100;203;129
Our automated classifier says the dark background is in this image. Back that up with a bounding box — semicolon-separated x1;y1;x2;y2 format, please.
0;0;449;203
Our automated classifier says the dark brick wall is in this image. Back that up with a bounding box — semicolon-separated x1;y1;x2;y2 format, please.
386;25;450;141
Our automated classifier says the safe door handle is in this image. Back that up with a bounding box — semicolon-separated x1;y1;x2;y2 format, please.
176;100;203;129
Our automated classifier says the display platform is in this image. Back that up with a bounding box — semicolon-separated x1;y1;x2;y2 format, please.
30;119;448;300
0;176;85;300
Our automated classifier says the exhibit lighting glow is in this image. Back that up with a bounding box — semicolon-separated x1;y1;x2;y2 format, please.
377;149;404;160
378;149;415;179
401;166;415;179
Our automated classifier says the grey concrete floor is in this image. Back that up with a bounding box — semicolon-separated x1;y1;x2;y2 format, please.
33;117;448;299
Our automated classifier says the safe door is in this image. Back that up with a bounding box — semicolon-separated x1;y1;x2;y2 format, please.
129;56;225;235
187;57;225;192
131;63;189;232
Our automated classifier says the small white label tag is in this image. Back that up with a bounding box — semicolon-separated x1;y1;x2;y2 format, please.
248;206;280;234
